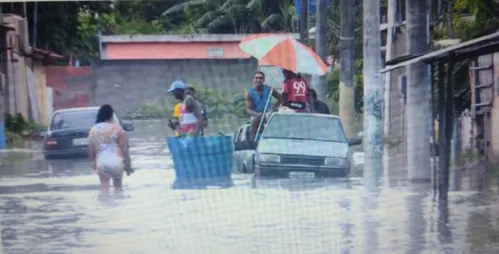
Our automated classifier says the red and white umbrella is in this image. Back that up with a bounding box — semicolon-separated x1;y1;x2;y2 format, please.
239;33;328;76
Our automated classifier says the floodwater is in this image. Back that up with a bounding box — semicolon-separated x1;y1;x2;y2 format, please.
1;120;499;254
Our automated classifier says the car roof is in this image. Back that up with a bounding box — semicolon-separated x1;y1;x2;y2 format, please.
272;112;340;119
52;107;100;114
53;107;124;116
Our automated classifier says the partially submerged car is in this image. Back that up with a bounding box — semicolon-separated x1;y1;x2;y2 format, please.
41;107;134;160
233;112;362;179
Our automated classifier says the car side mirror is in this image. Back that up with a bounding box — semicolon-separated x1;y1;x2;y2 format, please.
348;136;362;146
122;123;134;132
39;131;48;139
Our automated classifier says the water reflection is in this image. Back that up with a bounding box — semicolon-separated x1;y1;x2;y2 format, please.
1;145;499;253
406;183;429;254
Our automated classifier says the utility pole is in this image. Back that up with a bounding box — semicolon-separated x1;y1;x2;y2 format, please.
0;0;5;150
447;0;453;38
363;0;384;187
383;0;397;179
314;0;328;101
406;0;431;180
339;0;355;137
33;2;38;47
299;0;309;44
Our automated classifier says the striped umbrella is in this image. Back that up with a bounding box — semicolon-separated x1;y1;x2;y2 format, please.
239;33;328;76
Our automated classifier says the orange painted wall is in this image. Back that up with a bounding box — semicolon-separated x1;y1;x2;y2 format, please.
105;42;252;60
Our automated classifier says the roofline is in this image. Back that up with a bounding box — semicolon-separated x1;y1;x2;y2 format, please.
24;47;64;60
379;31;499;73
100;33;300;43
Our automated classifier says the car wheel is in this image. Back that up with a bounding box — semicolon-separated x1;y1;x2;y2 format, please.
44;154;55;160
243;162;255;174
343;165;351;177
254;165;260;177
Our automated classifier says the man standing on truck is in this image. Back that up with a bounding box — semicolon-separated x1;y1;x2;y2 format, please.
310;89;330;114
281;69;314;113
245;71;282;141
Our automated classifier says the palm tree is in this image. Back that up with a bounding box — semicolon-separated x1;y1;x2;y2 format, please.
162;0;295;33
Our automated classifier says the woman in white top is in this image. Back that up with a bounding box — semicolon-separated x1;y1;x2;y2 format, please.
88;105;130;192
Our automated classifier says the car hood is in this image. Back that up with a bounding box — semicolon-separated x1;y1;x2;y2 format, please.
257;138;349;157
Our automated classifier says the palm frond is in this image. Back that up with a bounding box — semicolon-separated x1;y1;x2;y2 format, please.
261;13;284;29
194;11;224;27
162;0;206;15
207;15;233;29
220;0;235;10
224;4;250;16
246;0;263;11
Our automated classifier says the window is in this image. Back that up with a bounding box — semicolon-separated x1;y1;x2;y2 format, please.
262;114;347;142
50;110;120;130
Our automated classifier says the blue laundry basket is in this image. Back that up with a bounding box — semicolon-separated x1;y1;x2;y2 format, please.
167;136;234;180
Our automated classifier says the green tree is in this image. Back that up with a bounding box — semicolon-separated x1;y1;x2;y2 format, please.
162;0;296;33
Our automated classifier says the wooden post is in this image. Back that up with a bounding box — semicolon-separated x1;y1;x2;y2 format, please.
437;60;445;199
444;54;455;182
439;55;454;200
431;62;437;195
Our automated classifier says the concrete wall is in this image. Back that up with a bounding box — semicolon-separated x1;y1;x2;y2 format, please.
91;58;258;115
33;60;51;125
4;14;29;119
386;25;408;173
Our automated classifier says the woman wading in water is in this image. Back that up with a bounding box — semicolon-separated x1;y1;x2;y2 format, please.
88;105;131;192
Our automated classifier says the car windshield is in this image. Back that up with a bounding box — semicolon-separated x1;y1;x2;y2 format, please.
50;110;119;130
262;114;347;142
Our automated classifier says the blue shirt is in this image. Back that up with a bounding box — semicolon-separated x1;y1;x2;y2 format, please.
248;85;272;113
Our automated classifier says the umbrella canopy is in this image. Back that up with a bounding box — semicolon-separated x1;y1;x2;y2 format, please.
239;33;328;76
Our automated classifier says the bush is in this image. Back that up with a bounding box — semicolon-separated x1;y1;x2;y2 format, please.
132;87;246;119
5;113;29;134
326;60;364;114
4;113;47;135
6;131;23;147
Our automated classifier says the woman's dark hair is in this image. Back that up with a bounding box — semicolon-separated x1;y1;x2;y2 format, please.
96;104;114;123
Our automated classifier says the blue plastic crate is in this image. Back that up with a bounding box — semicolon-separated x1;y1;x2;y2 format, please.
167;136;234;180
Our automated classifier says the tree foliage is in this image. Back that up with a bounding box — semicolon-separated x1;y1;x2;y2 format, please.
4;0;499;111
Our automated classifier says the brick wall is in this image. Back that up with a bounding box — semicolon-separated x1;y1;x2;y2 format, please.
45;66;92;111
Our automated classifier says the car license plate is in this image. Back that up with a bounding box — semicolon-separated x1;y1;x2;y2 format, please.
72;138;88;146
289;171;315;179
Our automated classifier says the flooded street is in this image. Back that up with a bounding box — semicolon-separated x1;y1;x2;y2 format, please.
1;121;499;253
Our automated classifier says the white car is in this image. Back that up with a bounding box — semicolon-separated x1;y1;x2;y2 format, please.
233;112;362;179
